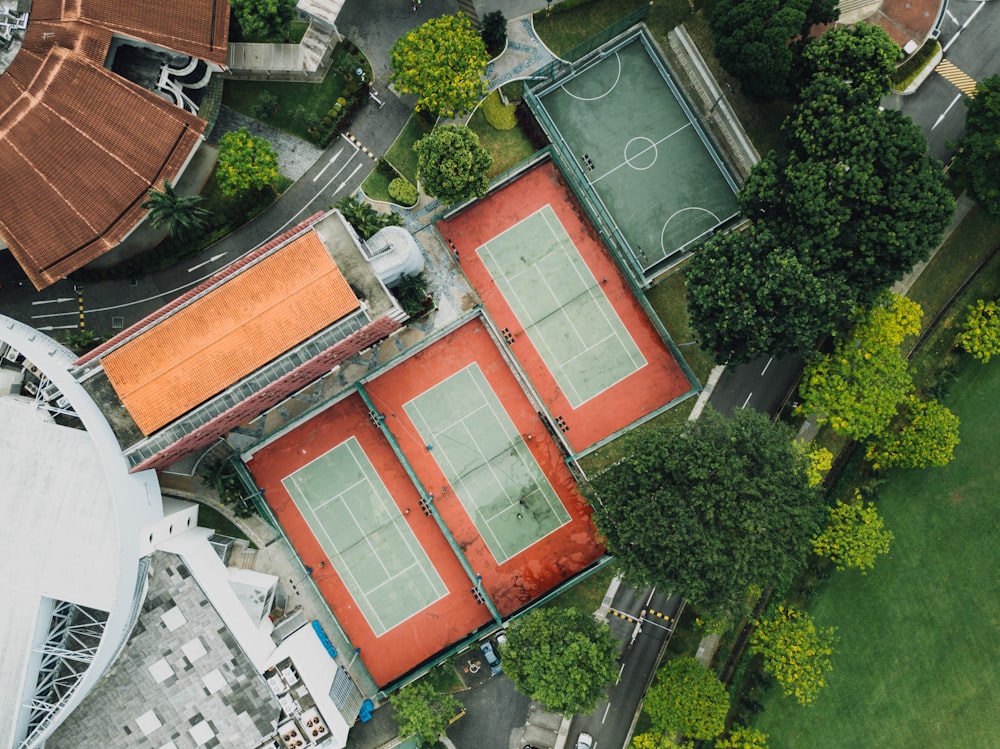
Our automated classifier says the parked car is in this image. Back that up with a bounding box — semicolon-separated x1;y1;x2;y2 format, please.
480;640;502;675
575;732;594;749
496;631;508;649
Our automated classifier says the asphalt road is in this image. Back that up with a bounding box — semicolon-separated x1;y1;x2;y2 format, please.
886;0;1000;161
708;353;804;418
567;587;682;749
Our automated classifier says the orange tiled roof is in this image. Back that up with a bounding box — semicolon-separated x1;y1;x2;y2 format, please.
0;47;205;288
101;231;362;435
31;0;230;66
0;0;229;289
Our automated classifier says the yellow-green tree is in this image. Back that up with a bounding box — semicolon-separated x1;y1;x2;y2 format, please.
798;294;921;440
717;726;769;749
388;680;461;747
865;396;960;470
812;491;894;573
751;606;834;705
800;444;833;487
629;733;673;749
956;298;1000;363
215;128;280;197
643;657;729;741
389;14;488;117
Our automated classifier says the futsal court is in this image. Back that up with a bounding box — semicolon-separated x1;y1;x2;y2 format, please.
439;160;693;454
529;29;738;276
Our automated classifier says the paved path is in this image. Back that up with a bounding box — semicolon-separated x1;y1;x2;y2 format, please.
486;15;558;90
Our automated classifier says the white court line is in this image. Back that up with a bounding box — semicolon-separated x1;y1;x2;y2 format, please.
589;122;692;186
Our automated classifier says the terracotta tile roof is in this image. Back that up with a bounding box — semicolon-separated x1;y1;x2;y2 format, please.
31;0;230;66
101;231;362;435
0;46;205;288
0;0;229;288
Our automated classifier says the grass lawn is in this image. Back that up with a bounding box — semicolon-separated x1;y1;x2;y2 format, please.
752;355;1000;748
196;503;251;543
223;75;347;141
361;114;430;201
467;108;537;179
543;563;617;614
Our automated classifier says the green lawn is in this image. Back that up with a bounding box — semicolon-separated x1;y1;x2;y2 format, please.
361;114;429;201
467;108;537;179
752;355;1000;748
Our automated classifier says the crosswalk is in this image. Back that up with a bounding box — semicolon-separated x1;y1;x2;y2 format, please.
456;0;480;28
936;59;978;97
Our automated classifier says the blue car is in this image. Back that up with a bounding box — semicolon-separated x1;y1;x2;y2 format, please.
480;640;502;675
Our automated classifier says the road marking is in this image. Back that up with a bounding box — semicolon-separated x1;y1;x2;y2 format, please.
933;93;963;130
645;587;656;606
617;662;626;684
608;608;637;622
946;8;958;23
944;0;986;52
31;297;74;305
333;163;364;196
269;147;361;238
760;356;774;376
935;59;978;97
187;252;227;273
602;702;611;723
741;392;753;408
36;324;80;331
313;148;343;182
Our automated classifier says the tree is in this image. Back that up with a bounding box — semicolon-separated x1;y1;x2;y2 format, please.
751;606;834;705
501;607;619;714
414;124;493;206
230;0;295;39
685;224;854;363
643;658;728;740
711;0;837;100
481;10;507;57
584;407;824;619
812;491;894;573
799;22;900;102
630;733;674;749
957;298;1000;362
865;396;960;470
389;14;489;117
717;726;769;749
141;179;209;240
388;680;461;747
215;128;281;197
952;76;1000;220
802;445;833;487
797;294;921;440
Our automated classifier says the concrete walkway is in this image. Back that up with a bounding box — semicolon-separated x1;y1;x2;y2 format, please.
486;15;558;90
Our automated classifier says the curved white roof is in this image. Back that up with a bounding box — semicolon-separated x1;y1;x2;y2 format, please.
0;316;163;748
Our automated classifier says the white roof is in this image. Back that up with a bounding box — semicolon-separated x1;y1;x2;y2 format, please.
0;315;163;748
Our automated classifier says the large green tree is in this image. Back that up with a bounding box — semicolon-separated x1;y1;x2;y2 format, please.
390;14;489;117
500;607;619;714
799;22;900;102
388;680;461;747
643;657;729;740
584;407;824;619
689;72;952;364
414;124;493;206
141;179;209;240
952;76;1000;220
230;0;295;39
711;0;837;100
215;128;281;197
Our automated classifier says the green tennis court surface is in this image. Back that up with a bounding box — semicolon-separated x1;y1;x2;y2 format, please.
404;364;571;563
533;32;738;273
282;437;447;636
478;205;646;407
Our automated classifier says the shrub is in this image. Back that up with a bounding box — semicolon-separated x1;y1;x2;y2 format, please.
388;177;418;206
392;273;430;317
481;89;517;130
250;90;278;119
890;39;941;90
481;10;507;57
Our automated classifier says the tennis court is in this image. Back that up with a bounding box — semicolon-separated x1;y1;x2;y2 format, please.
404;363;571;564
478;205;646;407
281;437;447;636
530;30;738;275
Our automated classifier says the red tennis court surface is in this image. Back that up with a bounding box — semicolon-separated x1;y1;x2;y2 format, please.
246;317;603;686
438;159;692;453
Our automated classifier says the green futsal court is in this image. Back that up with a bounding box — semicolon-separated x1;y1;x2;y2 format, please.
404;364;571;564
478;204;646;407
281;437;447;636
531;30;738;275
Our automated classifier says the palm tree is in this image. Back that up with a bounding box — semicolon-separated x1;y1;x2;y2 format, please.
141;179;210;240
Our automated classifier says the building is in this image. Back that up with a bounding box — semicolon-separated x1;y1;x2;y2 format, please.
73;212;420;472
0;0;230;289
